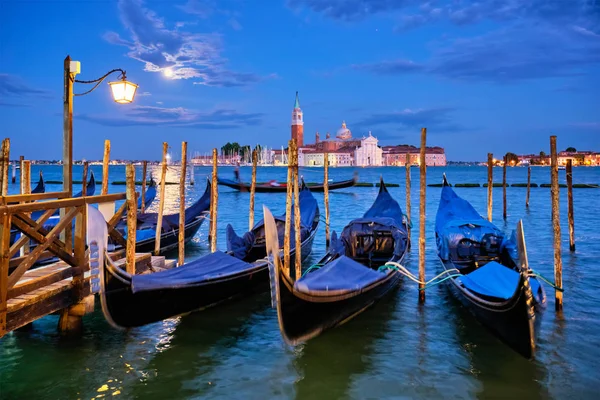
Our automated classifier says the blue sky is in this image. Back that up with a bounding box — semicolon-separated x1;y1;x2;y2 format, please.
1;0;599;161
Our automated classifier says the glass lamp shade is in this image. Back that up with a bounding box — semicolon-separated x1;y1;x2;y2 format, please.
108;79;138;104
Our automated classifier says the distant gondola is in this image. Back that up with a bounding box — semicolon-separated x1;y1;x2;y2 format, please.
138;177;157;210
225;180;319;262
97;180;320;328
435;175;546;358
74;171;96;197
217;175;356;193
264;178;410;344
114;178;212;254
31;171;45;194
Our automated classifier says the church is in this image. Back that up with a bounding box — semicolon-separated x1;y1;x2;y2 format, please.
290;92;383;167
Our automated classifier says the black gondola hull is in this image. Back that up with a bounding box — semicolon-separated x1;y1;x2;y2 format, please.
133;216;206;254
276;263;403;345
101;214;318;328
440;259;540;359
218;178;356;193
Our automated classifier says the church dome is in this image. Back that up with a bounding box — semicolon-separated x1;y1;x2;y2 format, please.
336;121;352;140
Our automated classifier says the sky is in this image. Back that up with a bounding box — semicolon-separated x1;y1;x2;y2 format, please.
0;0;599;161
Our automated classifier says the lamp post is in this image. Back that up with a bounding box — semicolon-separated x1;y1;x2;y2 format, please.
62;55;137;249
63;55;138;197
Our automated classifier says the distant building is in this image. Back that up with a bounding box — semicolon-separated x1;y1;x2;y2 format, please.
381;145;447;166
517;150;599;166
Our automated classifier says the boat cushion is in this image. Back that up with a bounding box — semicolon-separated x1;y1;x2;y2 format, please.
294;256;388;295
131;251;256;293
458;261;536;300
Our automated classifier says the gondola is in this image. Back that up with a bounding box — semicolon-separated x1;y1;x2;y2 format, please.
114;178;212;254
226;179;320;262
73;171;96;197
97;181;320;329
435;175;546;358
138;177;157;209
31;171;45;194
264;178;410;344
217;175;357;193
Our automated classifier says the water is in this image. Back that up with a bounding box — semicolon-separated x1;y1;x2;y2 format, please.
1;165;599;399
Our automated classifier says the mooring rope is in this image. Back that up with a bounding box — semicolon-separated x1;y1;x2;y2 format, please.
379;261;461;290
529;269;564;292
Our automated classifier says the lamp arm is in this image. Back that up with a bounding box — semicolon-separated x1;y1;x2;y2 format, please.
74;68;127;97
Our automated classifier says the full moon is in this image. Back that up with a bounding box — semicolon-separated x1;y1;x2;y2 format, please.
163;68;174;77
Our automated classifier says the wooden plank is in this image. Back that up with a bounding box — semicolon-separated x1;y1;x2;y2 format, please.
112;253;152;274
9;208;57;258
11;215;76;267
2;191;70;203
150;256;166;270
4;193;126;214
163;259;177;270
6;280;90;333
9;265;72;299
9;251;54;269
8;207;79;288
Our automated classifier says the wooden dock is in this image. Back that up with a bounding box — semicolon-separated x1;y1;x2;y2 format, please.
5;252;176;334
0;187;176;338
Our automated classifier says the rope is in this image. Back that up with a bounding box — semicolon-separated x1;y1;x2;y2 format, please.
529;269;564;292
402;213;413;229
301;263;324;277
319;216;330;227
380;261;461;290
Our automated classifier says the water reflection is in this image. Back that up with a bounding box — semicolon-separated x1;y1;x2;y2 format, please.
293;294;398;400
446;298;549;399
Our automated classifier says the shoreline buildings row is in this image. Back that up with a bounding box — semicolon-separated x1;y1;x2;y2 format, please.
275;92;447;167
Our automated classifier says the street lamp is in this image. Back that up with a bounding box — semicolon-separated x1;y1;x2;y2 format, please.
63;55;138;197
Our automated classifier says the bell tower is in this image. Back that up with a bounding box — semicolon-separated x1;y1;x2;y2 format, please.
291;91;304;147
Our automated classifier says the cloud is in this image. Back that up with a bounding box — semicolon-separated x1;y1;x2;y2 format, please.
105;0;263;86
288;0;410;21
177;0;214;18
353;23;600;83
353;107;464;134
137;91;152;96
570;122;600;131
77;105;264;130
352;59;424;75
0;74;53;107
291;0;599;28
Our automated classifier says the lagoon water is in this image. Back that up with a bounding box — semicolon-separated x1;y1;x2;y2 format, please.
1;165;599;399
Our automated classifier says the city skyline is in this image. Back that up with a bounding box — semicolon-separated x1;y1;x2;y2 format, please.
1;0;599;162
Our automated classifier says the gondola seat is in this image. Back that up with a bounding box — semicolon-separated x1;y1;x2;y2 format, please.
131;251;255;293
294;256;390;296
458;261;541;300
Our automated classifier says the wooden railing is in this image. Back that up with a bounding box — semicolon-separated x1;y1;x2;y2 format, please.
0;191;127;335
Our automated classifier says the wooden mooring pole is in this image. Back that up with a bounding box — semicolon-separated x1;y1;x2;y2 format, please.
550;135;563;311
293;140;302;280
209;148;218;253
283;140;293;278
418;128;427;303
141;161;148;214
566;159;575;251
526;166;531;208
503;154;507;220
178;142;188;266
102;139;110;195
249;148;257;231
1;138;10;196
126;164;137;274
18;156;24;190
154;142;168;255
324;152;330;249
405;153;411;247
487;153;493;222
82;161;89;196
